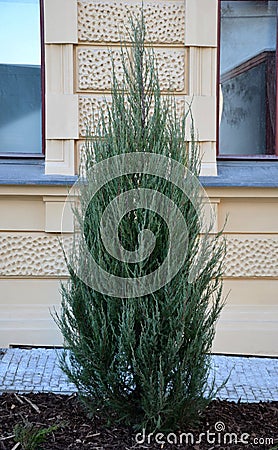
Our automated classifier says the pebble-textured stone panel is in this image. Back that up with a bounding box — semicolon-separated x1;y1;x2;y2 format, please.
79;95;111;136
77;47;185;91
0;235;71;277
1;234;277;278
225;237;278;277
79;94;187;136
78;0;185;44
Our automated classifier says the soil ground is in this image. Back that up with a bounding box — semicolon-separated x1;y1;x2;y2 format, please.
0;393;277;449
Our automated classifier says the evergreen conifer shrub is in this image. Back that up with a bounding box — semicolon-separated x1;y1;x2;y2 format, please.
56;16;226;432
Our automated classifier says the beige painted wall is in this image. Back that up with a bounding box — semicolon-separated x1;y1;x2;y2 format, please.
0;0;277;355
43;0;218;177
0;186;277;355
209;187;278;356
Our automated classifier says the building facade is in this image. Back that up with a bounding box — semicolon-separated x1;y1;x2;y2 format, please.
0;0;277;355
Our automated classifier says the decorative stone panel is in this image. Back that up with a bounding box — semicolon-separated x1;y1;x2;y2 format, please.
79;95;187;137
0;235;71;277
79;95;111;136
225;237;278;278
1;234;277;278
78;0;185;44
77;47;185;92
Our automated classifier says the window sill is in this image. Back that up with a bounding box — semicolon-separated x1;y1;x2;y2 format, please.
0;159;77;186
217;155;278;161
1;160;276;188
200;160;278;187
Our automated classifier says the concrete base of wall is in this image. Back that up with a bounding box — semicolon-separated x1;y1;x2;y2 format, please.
0;278;277;356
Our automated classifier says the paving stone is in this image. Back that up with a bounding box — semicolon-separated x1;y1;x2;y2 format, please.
0;349;277;401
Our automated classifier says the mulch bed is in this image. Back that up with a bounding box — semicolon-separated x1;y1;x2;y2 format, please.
0;393;277;449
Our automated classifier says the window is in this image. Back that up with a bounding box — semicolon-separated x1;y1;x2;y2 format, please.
218;0;278;157
0;0;43;156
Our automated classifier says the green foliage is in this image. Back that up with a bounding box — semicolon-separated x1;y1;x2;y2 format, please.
13;421;59;450
55;14;226;432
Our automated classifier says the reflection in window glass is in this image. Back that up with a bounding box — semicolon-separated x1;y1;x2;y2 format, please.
0;0;42;154
219;1;277;155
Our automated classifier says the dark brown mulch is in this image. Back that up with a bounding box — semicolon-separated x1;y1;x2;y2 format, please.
0;393;277;449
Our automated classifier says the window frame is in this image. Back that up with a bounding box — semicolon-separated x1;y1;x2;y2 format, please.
217;0;278;159
0;0;45;159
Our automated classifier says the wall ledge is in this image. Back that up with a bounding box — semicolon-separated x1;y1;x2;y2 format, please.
201;161;278;187
0;160;77;186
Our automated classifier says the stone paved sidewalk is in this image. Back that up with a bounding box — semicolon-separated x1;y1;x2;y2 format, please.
0;348;277;402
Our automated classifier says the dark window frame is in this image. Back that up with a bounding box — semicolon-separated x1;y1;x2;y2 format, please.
217;0;278;159
0;0;45;159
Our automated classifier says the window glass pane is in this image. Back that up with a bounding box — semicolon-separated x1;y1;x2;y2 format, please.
0;0;42;154
220;1;277;155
